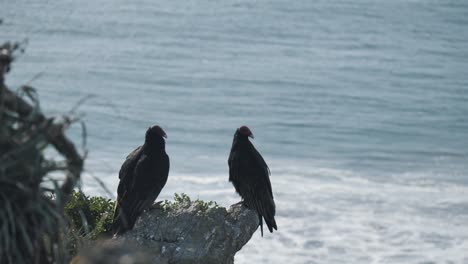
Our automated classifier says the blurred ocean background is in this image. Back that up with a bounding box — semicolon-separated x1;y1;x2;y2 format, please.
2;0;468;263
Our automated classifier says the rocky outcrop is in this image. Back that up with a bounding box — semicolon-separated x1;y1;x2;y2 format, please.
107;197;259;264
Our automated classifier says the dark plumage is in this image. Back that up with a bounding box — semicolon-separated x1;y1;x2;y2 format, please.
112;125;170;235
228;126;277;236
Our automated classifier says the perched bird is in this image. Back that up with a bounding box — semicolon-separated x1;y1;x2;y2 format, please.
112;125;170;235
228;126;277;236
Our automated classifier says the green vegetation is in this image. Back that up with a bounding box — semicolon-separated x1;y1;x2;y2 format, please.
64;191;115;238
64;191;115;255
161;193;221;214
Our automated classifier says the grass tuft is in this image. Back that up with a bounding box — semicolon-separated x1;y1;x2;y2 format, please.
160;193;221;214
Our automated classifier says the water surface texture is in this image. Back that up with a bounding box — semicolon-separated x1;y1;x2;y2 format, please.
2;1;468;263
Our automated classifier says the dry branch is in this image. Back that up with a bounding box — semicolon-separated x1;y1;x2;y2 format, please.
0;39;84;263
0;42;83;206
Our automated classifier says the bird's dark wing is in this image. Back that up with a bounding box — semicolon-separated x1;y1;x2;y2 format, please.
117;146;143;197
131;153;170;216
251;147;273;197
112;152;169;235
119;146;143;180
235;144;276;236
228;148;238;181
113;146;143;234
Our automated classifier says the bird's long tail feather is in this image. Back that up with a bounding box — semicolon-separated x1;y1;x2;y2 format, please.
265;217;277;233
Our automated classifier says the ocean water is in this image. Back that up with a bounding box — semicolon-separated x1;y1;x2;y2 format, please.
2;0;468;263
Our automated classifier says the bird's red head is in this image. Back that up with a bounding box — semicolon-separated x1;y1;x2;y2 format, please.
238;125;254;138
147;125;167;138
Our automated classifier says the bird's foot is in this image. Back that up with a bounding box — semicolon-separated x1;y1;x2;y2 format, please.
150;201;164;210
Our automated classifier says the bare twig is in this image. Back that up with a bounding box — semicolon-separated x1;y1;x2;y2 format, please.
0;35;86;263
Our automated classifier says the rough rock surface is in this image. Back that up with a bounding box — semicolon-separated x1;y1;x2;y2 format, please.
71;241;153;264
113;200;259;264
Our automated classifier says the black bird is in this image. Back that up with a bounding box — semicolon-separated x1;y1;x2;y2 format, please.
228;126;277;236
112;125;170;235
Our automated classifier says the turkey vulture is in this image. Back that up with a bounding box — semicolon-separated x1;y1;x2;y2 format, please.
228;126;277;236
112;125;170;235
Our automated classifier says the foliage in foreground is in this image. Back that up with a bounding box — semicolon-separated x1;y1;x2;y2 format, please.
0;36;84;263
0;187;69;264
64;191;115;255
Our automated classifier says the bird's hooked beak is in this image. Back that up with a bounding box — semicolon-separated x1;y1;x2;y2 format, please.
237;126;254;139
149;125;167;139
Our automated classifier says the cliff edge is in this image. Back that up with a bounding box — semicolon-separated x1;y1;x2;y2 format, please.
75;195;259;264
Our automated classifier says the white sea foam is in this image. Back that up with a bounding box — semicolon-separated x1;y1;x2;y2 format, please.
235;168;468;264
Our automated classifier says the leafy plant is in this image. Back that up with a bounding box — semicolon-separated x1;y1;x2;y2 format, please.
64;191;115;255
160;193;221;214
